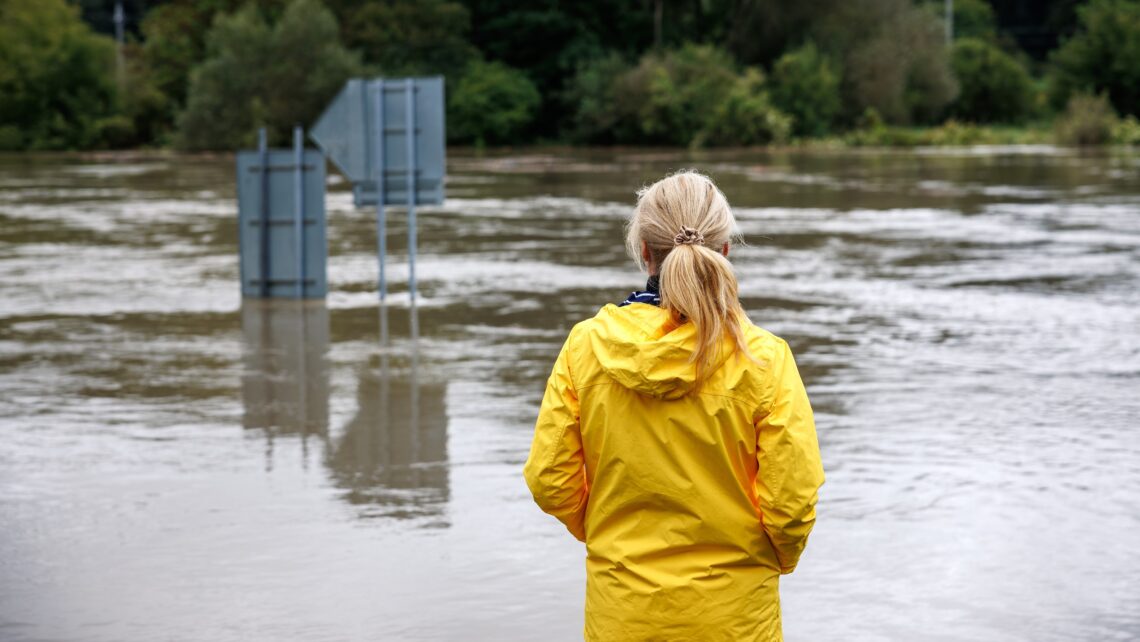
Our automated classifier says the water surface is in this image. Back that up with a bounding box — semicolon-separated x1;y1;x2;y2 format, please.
1;147;1138;641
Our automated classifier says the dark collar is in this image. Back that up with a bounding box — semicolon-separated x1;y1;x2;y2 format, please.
618;276;661;307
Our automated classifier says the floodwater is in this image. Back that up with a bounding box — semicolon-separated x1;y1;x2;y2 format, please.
1;147;1138;641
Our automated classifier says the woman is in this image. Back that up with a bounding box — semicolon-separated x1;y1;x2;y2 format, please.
523;170;824;642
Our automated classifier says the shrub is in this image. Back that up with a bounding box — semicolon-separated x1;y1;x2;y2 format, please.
177;0;361;150
1055;92;1118;146
1050;0;1140;117
0;0;118;150
923;120;988;145
698;69;792;146
93;115;137;149
769;41;841;137
568;45;792;146
1113;115;1140;144
448;60;540;146
616;45;741;146
949;38;1034;123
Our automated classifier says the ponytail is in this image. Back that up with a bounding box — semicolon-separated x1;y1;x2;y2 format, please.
626;170;756;384
659;243;751;381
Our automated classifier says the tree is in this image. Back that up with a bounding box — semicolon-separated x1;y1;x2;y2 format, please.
726;0;820;67
989;0;1083;60
952;0;998;41
815;0;958;124
448;60;540;146
724;0;957;125
949;37;1033;123
177;0;361;150
0;0;118;150
1050;0;1140;117
769;41;841;137
335;0;476;79
139;1;279;107
563;53;633;144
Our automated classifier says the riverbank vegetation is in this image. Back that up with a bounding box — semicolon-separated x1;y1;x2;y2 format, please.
3;0;1140;150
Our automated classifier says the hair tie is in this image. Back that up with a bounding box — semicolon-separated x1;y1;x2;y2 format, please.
673;226;704;246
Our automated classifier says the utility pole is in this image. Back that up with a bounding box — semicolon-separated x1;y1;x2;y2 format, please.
945;0;954;43
113;1;125;91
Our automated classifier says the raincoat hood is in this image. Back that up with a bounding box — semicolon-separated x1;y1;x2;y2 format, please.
587;303;733;400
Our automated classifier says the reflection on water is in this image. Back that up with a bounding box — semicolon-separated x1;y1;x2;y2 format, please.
1;148;1138;641
241;300;330;439
241;301;448;521
329;338;449;523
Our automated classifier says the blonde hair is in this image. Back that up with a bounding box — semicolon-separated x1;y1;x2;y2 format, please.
625;170;754;382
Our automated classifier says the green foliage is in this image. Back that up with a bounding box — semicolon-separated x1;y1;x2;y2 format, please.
567;45;793;146
952;0;998;41
563;53;634;144
461;4;613;138
923;119;989;145
117;45;175;146
814;0;958;124
177;0;361;150
844;119;1052;147
1055;92;1118;145
339;0;476;78
1113;114;1140;144
448;60;540;146
0;0;118;150
138;1;264;114
567;45;792;147
8;0;1131;149
620;45;741;146
628;46;733;144
1050;0;1140;117
769;41;841;137
697;69;792;146
140;3;207;109
725;0;819;66
949;38;1034;123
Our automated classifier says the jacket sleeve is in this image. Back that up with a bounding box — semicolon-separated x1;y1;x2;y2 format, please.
523;334;589;542
754;339;824;574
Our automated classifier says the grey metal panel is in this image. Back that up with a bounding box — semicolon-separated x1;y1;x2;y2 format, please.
309;78;370;184
310;76;446;206
236;149;328;298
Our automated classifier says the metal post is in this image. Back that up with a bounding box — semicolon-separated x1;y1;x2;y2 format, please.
373;79;389;346
113;1;125;91
257;128;270;298
409;312;420;461
293;125;305;299
405;78;418;305
945;0;953;43
296;303;309;465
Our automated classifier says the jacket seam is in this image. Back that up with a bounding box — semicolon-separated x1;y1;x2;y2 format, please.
574;380;756;407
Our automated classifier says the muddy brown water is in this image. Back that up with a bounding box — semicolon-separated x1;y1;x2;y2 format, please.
1;147;1138;641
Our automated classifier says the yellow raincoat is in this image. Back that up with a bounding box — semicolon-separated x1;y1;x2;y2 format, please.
524;302;824;642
